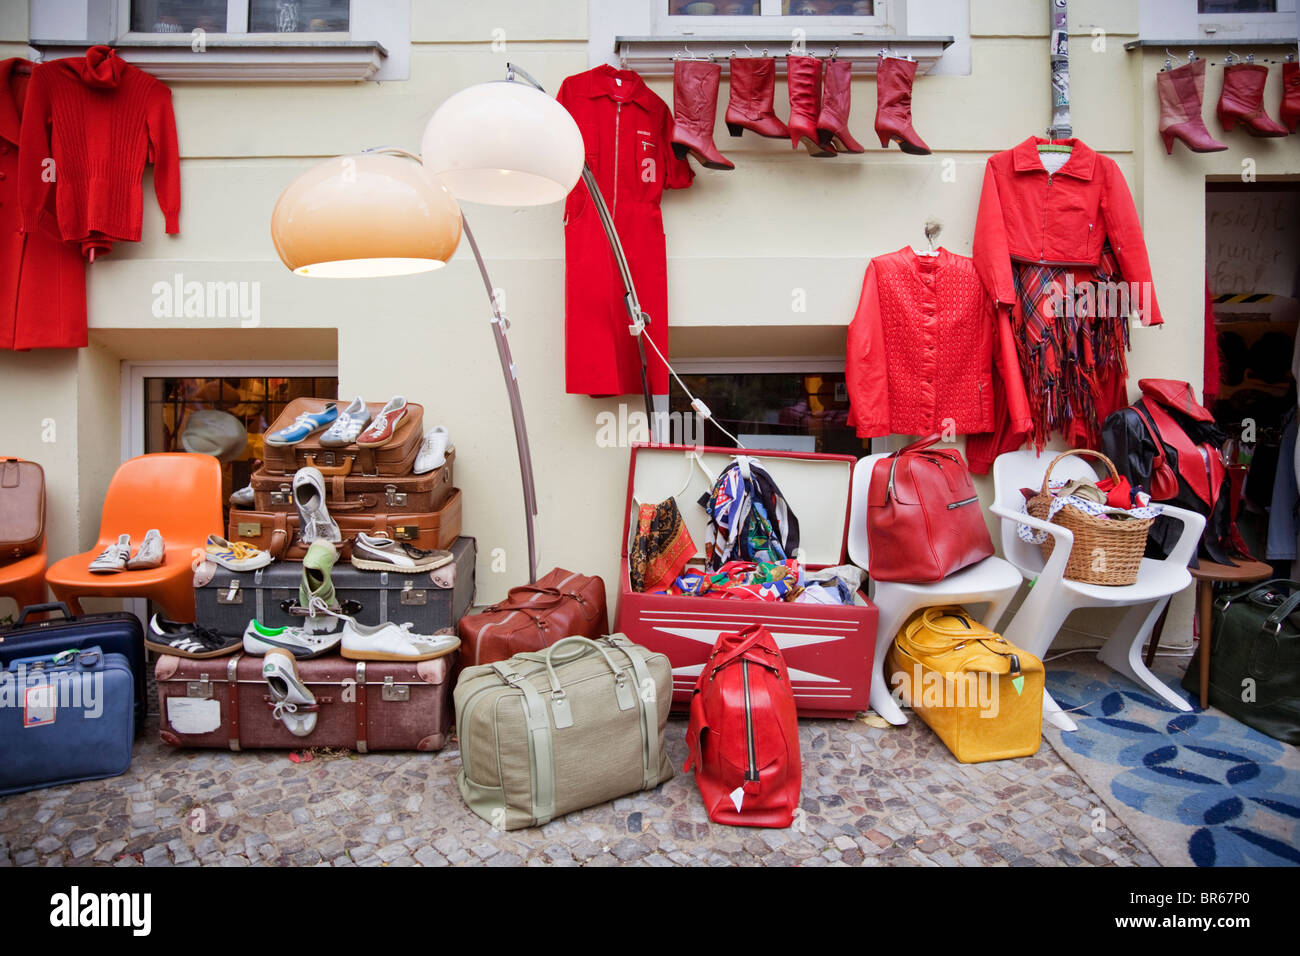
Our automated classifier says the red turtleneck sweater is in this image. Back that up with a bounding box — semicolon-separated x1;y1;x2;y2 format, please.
18;46;179;257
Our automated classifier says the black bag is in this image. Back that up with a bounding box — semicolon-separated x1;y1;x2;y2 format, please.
1182;579;1300;744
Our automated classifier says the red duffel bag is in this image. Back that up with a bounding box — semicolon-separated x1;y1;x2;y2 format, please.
684;624;801;828
867;434;993;583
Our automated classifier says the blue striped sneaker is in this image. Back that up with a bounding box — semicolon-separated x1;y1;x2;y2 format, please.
265;403;338;446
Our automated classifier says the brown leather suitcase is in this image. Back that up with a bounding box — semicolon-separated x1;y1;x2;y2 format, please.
247;447;454;514
457;568;609;668
155;652;455;752
0;458;45;561
228;488;462;561
260;398;426;478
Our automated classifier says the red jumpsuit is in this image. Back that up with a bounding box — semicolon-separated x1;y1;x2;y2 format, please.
557;65;692;396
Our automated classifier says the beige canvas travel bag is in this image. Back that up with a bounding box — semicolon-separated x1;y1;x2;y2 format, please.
454;634;673;830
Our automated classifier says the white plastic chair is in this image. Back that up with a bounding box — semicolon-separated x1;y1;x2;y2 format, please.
847;452;1024;726
990;449;1206;731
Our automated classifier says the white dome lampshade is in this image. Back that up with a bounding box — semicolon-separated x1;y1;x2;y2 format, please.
421;81;585;206
271;153;463;278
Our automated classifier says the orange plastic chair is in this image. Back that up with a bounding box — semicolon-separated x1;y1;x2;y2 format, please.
46;453;223;622
0;544;48;618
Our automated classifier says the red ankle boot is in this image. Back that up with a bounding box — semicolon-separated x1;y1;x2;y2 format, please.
724;57;788;139
816;58;865;153
1156;58;1227;153
1281;60;1300;134
874;55;930;154
786;55;836;157
1218;62;1287;137
671;59;735;170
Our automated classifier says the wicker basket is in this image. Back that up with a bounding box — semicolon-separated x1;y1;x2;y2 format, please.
1025;449;1153;586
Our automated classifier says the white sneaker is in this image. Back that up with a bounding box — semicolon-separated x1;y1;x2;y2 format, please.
205;534;273;572
350;533;453;573
127;529;165;570
413;426;451;475
88;534;131;573
242;619;341;659
230;485;254;508
338;617;460;662
318;396;372;448
263;649;318;737
293;466;341;544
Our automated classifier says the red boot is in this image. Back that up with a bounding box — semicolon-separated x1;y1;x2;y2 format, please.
786;55;836;157
1156;58;1227;154
1217;62;1287;137
671;59;735;170
874;55;930;154
816;58;865;153
724;57;788;139
1281;60;1300;134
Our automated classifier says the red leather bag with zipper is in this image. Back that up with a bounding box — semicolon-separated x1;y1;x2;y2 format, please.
684;624;801;828
867;433;994;583
457;568;608;667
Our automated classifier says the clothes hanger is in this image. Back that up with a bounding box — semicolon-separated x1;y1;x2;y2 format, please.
632;450;714;508
1038;126;1073;153
913;217;941;257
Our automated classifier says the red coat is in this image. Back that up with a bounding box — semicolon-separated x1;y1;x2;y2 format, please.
972;136;1162;327
846;247;1028;439
0;58;86;351
557;65;692;396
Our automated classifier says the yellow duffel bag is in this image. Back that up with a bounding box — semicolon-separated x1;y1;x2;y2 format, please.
885;606;1043;763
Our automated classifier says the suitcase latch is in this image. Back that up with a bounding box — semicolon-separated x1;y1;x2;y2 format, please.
400;582;427;606
385;484;407;507
236;522;262;537
381;676;409;702
217;580;243;605
322;451;337;467
394;525;418;541
187;675;213;699
271;485;293;505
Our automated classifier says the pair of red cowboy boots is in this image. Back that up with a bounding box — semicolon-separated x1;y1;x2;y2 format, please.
671;54;929;170
1158;57;1300;154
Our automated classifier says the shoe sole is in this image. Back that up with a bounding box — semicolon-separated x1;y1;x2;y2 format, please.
340;640;459;662
208;554;274;572
242;633;340;659
350;554;454;573
145;637;241;659
354;435;394;448
88;566;126;574
126;558;164;570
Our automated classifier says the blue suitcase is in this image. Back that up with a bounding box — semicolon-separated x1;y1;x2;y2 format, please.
0;646;135;796
0;603;146;730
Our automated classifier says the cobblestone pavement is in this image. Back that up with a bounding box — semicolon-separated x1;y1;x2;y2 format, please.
0;715;1159;867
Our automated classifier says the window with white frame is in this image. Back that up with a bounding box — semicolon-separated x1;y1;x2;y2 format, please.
654;0;896;36
1139;0;1298;41
128;0;350;34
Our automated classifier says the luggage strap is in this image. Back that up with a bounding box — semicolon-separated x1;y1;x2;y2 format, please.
491;661;556;826
603;638;661;793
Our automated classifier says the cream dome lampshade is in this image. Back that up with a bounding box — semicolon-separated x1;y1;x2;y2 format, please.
270;152;463;277
421;80;585;206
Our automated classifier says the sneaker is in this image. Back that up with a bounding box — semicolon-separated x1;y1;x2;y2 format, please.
338;617;460;662
145;614;241;659
317;396;372;448
127;529;165;570
242;619;341;659
300;540;340;634
355;396;408;448
88;534;131;573
205;534;273;572
351;533;453;573
229;484;255;509
265;402;338;447
413;426;451;475
263;649;318;737
293;467;340;544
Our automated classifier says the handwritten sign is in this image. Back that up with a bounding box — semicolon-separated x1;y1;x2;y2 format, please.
1206;192;1300;296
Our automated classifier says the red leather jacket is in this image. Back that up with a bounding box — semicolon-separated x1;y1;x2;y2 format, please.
973;136;1163;327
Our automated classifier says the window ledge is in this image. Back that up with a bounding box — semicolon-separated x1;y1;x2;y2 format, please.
29;37;388;82
616;34;953;76
1123;38;1297;51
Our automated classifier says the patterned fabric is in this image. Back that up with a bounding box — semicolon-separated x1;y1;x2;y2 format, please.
702;458;799;570
1018;479;1161;545
629;498;695;592
660;559;801;601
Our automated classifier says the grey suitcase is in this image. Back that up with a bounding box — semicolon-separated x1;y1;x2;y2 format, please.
195;536;476;636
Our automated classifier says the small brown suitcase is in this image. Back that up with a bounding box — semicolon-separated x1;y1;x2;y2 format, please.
155;652;455;752
247;447;455;514
228;488;463;561
260;398;426;478
457;568;609;668
0;458;45;561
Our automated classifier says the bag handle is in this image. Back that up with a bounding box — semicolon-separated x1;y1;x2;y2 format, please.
709;624;777;674
543;636;626;694
15;602;74;625
1248;580;1300;631
1038;448;1121;497
884;433;942;501
302;454;353;478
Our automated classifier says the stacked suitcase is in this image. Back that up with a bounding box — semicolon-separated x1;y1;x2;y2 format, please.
163;397;474;752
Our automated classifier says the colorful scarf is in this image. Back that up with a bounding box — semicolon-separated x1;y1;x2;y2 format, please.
629;498;695;592
660;559;801;602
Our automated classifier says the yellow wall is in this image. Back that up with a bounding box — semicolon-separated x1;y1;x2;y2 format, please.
2;2;1298;650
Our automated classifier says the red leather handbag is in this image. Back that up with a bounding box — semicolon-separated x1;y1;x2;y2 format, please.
684;624;801;828
866;434;994;583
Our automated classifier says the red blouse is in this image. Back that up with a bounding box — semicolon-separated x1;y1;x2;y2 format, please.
846;247;1029;439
